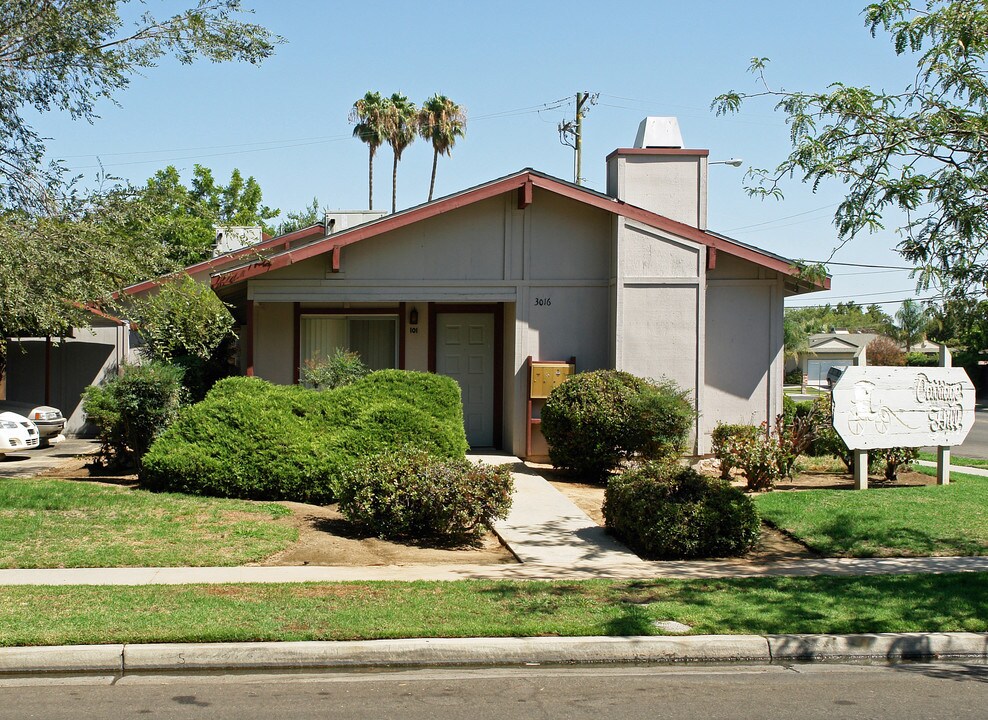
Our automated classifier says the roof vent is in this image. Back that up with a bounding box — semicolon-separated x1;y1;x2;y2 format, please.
633;117;684;149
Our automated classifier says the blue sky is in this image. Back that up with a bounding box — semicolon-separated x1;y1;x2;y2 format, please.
42;0;930;313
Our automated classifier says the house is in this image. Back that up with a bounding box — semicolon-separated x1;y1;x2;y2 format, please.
125;117;824;456
23;117;827;454
3;308;142;435
790;331;949;387
792;332;879;387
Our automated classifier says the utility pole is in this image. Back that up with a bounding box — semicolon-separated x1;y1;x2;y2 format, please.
558;92;598;185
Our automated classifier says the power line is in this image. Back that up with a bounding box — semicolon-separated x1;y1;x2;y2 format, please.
63;96;576;172
725;204;838;232
804;260;916;270
787;295;941;308
830;268;910;277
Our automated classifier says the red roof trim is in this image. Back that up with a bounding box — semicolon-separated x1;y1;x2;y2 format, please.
210;171;826;291
606;148;710;161
122;223;325;296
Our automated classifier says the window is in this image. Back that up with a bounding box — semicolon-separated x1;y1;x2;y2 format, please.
300;315;398;372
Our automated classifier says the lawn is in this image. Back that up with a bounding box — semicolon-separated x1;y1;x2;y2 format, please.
755;471;988;557
0;478;296;568
917;451;988;470
0;573;985;646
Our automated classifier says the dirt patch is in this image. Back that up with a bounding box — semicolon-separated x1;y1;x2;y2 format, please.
36;456;515;567
258;501;514;566
766;469;936;490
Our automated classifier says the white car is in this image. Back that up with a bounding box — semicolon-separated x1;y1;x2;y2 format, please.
0;411;40;455
0;402;65;447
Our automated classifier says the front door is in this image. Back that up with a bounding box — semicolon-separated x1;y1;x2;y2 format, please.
436;313;494;447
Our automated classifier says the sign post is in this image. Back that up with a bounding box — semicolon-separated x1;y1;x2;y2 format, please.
938;345;952;485
831;365;975;489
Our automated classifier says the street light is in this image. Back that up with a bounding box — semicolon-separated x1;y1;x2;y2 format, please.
709;158;743;167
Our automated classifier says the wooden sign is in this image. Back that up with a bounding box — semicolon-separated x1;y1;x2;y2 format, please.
832;367;975;450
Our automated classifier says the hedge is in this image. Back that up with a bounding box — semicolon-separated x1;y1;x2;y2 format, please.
140;370;469;503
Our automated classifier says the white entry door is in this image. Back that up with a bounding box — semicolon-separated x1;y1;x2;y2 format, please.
436;313;494;447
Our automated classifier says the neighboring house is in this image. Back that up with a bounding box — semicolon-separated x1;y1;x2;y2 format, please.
790;332;878;387
3;308;142;435
790;331;948;386
122;117;827;456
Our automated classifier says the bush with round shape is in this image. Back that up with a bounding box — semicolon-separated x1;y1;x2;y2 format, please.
140;370;469;503
603;461;760;560
540;370;693;479
338;448;513;542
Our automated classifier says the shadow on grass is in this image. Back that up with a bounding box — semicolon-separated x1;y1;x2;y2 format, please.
799;512;988;557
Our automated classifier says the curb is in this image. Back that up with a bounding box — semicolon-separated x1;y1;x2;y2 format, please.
1;633;986;675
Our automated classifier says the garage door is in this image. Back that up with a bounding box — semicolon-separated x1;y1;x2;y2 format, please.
807;359;851;387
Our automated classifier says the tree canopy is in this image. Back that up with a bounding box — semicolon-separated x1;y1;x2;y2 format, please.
785;302;897;336
131;164;279;267
713;0;988;300
0;1;278;376
418;95;467;202
0;0;278;213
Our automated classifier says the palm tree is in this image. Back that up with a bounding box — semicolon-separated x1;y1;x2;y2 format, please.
418;95;467;202
895;298;929;352
384;93;417;213
349;92;388;210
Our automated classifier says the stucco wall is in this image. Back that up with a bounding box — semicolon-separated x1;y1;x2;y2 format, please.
702;260;784;453
613;219;704;450
252;302;294;385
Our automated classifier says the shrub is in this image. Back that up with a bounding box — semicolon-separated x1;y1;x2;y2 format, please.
875;446;919;481
711;423;760;479
784;368;803;385
603;461;760;559
140;370;469;503
866;336;906;366
82;362;184;469
338;448;513;542
906;352;938;367
540;370;693;479
723;429;784;491
302;348;369;390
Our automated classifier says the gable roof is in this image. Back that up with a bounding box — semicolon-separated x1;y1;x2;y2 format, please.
121;223;327;296
806;332;878;356
207;169;829;295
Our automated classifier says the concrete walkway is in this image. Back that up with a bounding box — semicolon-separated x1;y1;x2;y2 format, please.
470;451;646;569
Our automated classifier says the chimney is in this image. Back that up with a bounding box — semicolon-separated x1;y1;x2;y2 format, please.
323;210;387;234
213;225;263;257
606;117;708;229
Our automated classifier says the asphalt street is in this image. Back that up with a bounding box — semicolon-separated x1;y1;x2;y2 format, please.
950;407;988;459
0;663;985;720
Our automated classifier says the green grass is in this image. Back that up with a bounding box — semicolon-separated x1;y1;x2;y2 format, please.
755;472;988;557
917;451;988;469
0;478;296;568
0;574;985;646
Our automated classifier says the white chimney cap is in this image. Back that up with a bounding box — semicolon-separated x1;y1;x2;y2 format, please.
634;117;684;149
